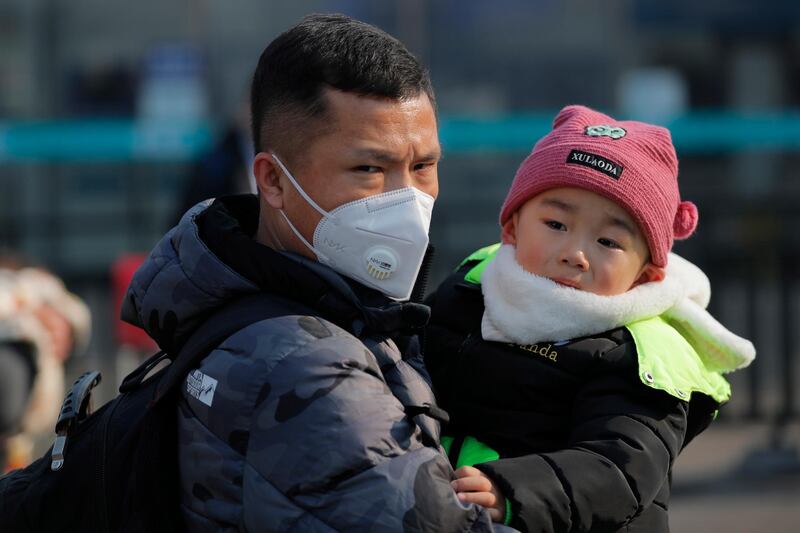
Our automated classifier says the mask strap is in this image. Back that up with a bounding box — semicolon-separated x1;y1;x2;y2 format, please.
272;154;330;219
278;210;329;263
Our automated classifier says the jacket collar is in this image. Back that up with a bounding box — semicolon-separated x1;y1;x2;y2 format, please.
478;244;754;371
196;195;430;335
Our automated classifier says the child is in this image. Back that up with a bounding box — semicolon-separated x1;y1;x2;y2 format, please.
424;105;755;532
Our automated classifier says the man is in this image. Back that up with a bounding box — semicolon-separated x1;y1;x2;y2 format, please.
122;14;508;532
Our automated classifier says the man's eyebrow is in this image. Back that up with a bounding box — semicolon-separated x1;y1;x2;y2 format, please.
350;148;401;164
350;147;442;163
420;147;443;161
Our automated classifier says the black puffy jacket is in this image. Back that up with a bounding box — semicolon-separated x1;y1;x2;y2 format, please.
424;256;723;533
122;196;509;532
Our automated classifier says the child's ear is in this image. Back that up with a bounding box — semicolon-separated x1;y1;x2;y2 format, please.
500;213;518;245
631;262;665;288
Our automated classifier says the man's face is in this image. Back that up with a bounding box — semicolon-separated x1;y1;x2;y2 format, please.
256;88;440;259
503;187;657;295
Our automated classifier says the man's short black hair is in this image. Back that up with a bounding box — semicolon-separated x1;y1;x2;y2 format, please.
250;13;435;154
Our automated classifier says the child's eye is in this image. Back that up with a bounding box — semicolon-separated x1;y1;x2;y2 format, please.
598;238;622;249
545;220;566;231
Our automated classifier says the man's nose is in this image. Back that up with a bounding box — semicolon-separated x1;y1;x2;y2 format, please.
560;243;589;271
386;168;416;191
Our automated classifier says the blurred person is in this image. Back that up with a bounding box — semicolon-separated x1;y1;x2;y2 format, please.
110;253;159;386
171;94;255;227
0;259;91;472
121;14;511;532
424;105;756;531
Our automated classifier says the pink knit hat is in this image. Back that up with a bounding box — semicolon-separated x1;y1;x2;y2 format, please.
499;105;697;267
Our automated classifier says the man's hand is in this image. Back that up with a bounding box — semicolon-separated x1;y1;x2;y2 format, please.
451;466;507;523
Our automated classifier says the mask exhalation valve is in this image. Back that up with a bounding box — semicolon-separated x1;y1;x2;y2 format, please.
365;247;398;280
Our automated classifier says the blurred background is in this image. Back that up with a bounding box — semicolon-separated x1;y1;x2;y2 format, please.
0;0;798;530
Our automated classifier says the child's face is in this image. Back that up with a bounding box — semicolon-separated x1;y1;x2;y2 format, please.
502;187;663;295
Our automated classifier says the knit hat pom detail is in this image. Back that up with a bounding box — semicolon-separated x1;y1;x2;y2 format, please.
674;201;698;240
552;104;603;130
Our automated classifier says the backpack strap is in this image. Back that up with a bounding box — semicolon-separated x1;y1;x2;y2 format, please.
122;291;447;444
152;292;316;404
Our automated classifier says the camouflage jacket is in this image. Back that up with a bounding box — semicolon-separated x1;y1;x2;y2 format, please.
122;196;506;532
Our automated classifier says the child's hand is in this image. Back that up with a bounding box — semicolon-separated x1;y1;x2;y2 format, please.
450;466;506;523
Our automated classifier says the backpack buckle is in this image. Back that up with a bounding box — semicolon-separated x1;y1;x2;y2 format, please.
51;370;102;471
51;434;67;471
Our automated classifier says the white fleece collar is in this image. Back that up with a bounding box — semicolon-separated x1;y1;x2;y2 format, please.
480;244;754;372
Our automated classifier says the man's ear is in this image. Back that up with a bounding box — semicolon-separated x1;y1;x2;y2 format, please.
631;262;665;288
253;152;284;209
500;213;518;245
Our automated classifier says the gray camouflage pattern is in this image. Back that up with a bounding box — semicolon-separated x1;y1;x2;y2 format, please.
122;202;509;532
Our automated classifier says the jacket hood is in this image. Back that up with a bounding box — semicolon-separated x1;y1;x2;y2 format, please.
122;195;430;353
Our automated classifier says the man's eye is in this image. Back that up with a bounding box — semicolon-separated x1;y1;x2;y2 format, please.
598;238;621;249
354;165;382;173
545;221;565;231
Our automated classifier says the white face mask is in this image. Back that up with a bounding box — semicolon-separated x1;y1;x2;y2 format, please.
272;154;434;301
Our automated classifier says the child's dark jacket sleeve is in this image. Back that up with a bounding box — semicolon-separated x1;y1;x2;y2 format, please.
475;374;688;533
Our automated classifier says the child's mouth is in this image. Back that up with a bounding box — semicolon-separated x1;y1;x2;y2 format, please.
551;278;580;289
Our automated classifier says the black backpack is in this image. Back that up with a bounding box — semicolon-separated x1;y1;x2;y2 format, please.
0;293;314;533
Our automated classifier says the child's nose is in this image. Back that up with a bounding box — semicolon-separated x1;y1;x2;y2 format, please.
560;246;589;271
